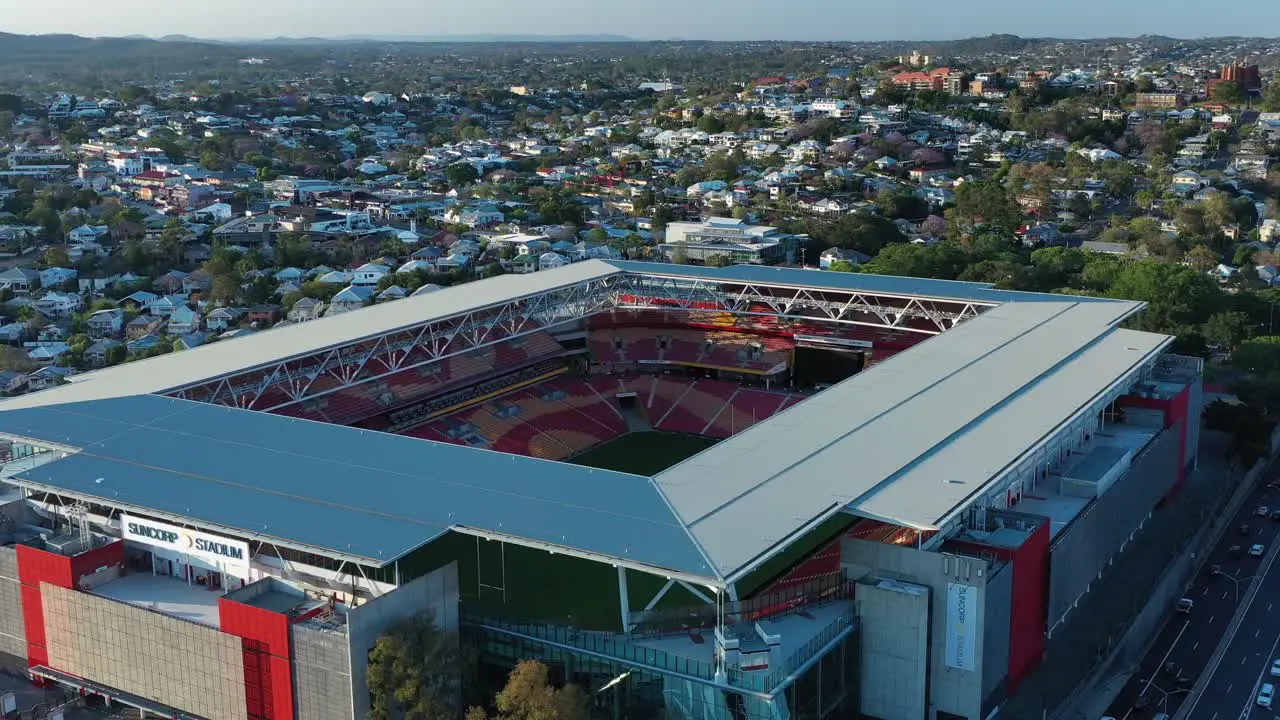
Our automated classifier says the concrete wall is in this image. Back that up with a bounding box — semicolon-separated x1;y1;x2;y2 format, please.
41;583;247;720
0;546;25;660
856;579;930;720
980;561;1013;717
292;624;353;720
346;562;459;720
1047;426;1181;631
843;540;994;720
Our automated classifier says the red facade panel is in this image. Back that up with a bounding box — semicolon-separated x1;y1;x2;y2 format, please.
1007;522;1050;691
15;544;75;668
16;544;74;589
218;597;295;720
69;540;125;583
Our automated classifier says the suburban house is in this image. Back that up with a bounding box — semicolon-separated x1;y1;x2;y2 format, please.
273;267;305;284
205;307;244;332
125;315;166;341
244;305;281;325
820;247;872;269
352;263;391;286
1171;170;1206;193
119;290;159;311
154;270;189;294
175;331;212;351
327;286;374;314
182;270;213;294
287;297;325;323
0;268;40;294
33;291;83;318
166;306;202;336
39;267;78;288
126;334;164;354
26;365;76;391
66;224;110;244
84;338;123;366
0;370;28;396
86;308;125;338
148;295;189;318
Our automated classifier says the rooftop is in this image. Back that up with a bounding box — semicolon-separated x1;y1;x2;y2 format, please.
95;572;223;627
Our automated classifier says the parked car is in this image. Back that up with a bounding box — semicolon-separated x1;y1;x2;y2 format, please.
1210;564;1223;575
1258;505;1271;517
1251;543;1266;557
1176;598;1194;613
1271;658;1280;677
1270;509;1280;521
1231;545;1243;557
1259;683;1275;708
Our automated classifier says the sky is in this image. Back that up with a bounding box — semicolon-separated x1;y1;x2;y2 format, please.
3;0;1280;42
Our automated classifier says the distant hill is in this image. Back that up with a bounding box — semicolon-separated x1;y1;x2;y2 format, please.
236;33;639;44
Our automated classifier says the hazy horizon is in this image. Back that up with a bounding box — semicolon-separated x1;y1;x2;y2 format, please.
3;0;1280;43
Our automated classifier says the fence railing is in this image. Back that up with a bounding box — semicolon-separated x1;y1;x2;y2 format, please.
466;603;857;696
627;571;852;638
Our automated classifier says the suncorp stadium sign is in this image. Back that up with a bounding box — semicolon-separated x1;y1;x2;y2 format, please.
120;513;250;578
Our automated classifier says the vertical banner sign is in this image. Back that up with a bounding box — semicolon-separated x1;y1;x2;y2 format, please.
945;583;977;671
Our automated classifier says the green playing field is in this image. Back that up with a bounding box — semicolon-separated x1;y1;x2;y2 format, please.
567;431;719;475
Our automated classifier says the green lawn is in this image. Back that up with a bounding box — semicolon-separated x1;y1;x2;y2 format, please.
568;431;719;475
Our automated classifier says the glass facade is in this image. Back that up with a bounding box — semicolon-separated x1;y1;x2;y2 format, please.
465;614;858;720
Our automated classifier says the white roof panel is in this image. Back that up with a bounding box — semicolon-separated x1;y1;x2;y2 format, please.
857;327;1171;530
653;299;1148;578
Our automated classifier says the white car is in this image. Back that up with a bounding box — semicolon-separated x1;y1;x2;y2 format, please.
1260;683;1275;708
1272;658;1280;677
1251;544;1267;557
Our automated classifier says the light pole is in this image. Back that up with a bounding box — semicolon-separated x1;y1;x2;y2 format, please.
1215;569;1255;603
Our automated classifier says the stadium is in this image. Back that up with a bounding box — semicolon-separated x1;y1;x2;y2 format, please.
0;259;1202;720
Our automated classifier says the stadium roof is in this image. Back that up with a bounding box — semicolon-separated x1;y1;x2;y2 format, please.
0;395;713;576
0;262;1168;587
0;261;619;411
609;260;1121;306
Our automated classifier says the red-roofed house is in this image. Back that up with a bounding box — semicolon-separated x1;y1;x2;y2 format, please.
132;170;181;188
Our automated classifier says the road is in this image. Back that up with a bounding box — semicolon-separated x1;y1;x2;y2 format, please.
1106;477;1280;719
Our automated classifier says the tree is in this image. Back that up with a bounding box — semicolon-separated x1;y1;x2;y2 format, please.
1211;80;1244;105
1234;336;1280;376
0;346;36;373
1204;311;1253;351
1186;245;1221;272
876;190;929;220
946;180;1021;241
1108;260;1222;331
707;254;733;267
1234;245;1258;269
367;612;463;720
467;660;587;720
671;243;689;265
42;246;71;269
445;163;480;188
828;259;858;273
211;275;240;305
1203;399;1275;465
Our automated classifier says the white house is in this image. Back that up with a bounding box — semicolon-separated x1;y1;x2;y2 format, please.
351;263;391;286
33;291;82;318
